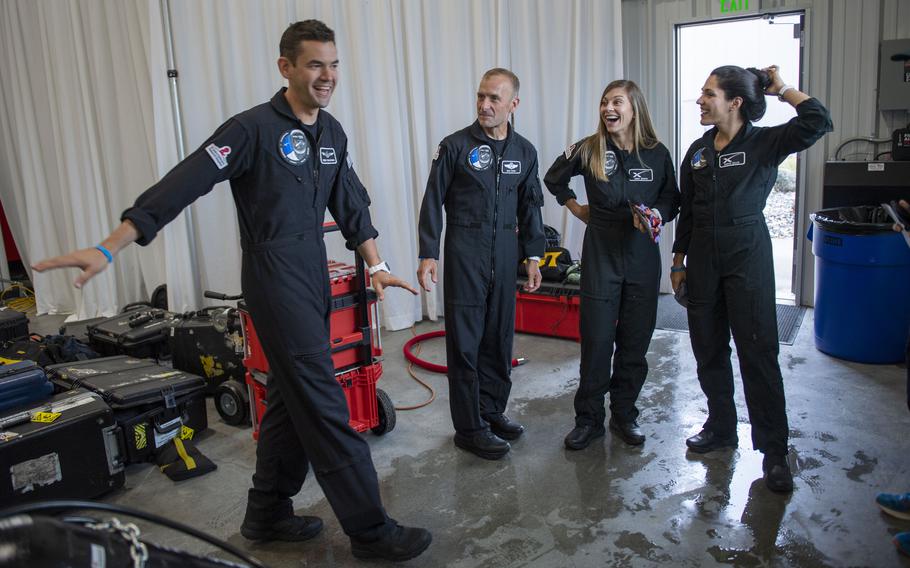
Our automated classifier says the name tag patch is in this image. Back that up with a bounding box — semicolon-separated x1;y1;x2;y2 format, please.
628;168;653;182
501;160;521;174
719;151;746;168
319;147;337;165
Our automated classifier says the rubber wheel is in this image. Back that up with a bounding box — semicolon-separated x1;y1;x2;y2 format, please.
150;284;168;310
371;388;396;435
215;379;250;426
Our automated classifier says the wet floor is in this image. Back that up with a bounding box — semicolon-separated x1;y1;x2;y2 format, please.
23;309;910;567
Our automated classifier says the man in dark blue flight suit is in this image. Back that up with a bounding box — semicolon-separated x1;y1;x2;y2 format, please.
33;20;431;562
417;68;546;460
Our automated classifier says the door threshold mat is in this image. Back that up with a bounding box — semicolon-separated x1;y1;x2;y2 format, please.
655;294;806;345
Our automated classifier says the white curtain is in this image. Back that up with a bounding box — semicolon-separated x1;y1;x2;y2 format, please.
0;0;166;319
2;0;622;329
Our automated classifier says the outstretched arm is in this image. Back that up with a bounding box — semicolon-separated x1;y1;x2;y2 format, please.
33;116;253;289
32;220;140;289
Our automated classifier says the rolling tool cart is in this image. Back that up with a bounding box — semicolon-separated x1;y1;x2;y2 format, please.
169;306;247;425
207;223;396;440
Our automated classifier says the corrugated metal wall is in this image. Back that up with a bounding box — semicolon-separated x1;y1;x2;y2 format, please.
622;0;910;306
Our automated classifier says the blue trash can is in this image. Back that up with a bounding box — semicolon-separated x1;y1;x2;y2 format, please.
809;206;910;364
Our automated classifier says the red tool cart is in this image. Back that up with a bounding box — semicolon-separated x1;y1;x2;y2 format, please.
207;223;396;439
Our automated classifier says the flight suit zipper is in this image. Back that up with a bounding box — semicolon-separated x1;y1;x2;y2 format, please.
712;152;720;258
313;129;322;192
491;155;501;284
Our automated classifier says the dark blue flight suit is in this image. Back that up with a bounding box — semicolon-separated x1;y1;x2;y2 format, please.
673;98;832;456
545;141;679;428
418;122;545;434
123;88;389;535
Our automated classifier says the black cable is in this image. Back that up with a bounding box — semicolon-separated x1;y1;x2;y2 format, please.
0;500;267;568
833;136;891;161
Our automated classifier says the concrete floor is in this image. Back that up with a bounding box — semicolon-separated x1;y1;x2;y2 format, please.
25;308;910;567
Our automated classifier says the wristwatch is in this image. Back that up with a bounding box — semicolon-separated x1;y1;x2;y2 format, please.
367;260;391;276
777;85;795;101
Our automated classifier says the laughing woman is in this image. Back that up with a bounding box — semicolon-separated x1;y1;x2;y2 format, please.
671;65;832;492
545;80;680;451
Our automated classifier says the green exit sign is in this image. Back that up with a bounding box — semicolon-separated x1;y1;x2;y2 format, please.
720;0;750;13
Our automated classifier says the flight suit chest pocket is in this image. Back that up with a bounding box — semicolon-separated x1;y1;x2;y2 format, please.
691;166;714;197
590;178;621;209
446;172;491;222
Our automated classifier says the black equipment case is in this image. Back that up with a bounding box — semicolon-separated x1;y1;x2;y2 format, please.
0;306;29;343
58;316;107;344
0;389;125;506
46;356;208;464
169;308;245;392
87;308;178;359
0;361;54;412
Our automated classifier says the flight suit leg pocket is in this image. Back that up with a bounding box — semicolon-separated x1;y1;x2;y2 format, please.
443;221;488;306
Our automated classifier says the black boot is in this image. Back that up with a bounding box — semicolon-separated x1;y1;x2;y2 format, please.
685;429;738;454
454;430;511;460
350;521;432;561
609;418;645;446
762;453;794;493
484;413;524;440
564;424;605;450
240;514;324;542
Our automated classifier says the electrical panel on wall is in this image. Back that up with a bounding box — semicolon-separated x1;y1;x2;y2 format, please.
879;39;910;111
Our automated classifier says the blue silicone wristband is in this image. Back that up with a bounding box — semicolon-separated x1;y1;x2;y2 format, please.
95;245;113;263
670;265;686;273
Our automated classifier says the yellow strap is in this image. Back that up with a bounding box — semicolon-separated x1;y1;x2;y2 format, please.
173;438;196;470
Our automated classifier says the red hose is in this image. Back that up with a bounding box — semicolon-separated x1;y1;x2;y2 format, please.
403;330;526;373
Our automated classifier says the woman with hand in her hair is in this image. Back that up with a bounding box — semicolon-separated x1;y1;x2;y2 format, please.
671;65;832;492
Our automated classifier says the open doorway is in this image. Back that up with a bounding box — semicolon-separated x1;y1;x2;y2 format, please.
676;12;804;303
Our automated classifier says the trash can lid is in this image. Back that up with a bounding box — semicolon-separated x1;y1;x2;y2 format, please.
810;205;896;235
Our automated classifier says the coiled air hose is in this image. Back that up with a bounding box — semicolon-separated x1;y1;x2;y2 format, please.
402;329;527;373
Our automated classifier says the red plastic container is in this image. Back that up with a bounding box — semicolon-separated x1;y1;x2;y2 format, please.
328;260;367;297
247;370;268;440
240;310;269;373
514;284;581;342
240;291;381;374
248;363;384;440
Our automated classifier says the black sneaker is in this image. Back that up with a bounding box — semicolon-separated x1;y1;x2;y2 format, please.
240;514;324;542
762;453;794;493
350;521;432;561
